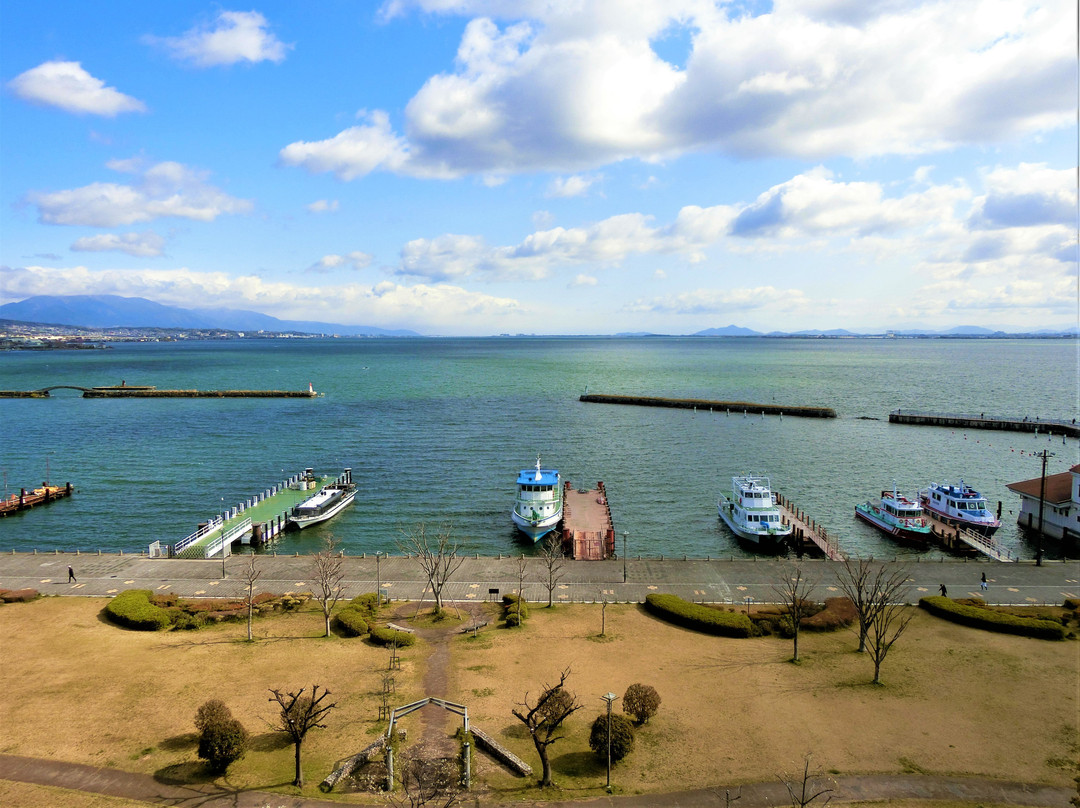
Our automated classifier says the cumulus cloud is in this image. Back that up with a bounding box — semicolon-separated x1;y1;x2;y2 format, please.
626;286;812;315
1;264;521;332
146;10;291;67
307;199;340;213
308;251;374;273
569;273;597;287
7;61;146;116
285;0;1071;179
27;160;253;227
969;163;1076;229
546;174;601;198
71;232;166;257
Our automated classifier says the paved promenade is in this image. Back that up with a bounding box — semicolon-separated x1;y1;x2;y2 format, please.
1;552;1077;606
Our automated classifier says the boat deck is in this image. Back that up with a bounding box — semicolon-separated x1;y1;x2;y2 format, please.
561;482;614;560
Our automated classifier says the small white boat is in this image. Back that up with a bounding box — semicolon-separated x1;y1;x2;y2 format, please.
287;470;355;530
717;474;792;548
511;456;563;542
919;480;1001;536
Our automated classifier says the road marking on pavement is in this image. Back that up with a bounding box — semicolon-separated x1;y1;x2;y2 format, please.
916;587;928;592
647;585;657;590
295;582;304;587
107;589;118;594
469;583;479;588
1008;587;1019;592
559;594;568;599
736;585;747;591
1062;591;1076;598
1025;597;1037;602
466;593;476;598
602;589;614;595
826;586;838;591
39;579;52;583
694;590;706;595
124;580;134;584
157;584;171;590
209;581;219;586
195;590;206;595
558;584;568;589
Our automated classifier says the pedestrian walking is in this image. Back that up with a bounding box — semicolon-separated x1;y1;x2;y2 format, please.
939;583;947;597
67;566;76;583
980;572;987;591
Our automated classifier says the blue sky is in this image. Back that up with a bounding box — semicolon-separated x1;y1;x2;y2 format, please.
1;0;1076;335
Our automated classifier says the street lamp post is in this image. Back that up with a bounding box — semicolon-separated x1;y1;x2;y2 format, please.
376;551;384;605
601;691;617;790
622;531;628;582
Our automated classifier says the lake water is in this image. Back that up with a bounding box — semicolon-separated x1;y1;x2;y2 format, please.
0;337;1076;560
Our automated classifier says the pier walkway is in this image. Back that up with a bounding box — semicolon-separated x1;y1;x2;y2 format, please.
890;409;1079;438
2;553;1075;608
774;492;844;561
560;481;615;560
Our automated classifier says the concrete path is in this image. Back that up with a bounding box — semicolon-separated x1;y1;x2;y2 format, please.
1;552;1076;607
0;753;1071;806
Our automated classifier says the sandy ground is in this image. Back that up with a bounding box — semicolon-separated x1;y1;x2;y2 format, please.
0;597;1076;804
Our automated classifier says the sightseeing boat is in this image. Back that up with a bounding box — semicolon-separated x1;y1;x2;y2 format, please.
717;475;792;549
511;456;563;542
287;470;356;530
919;480;1001;536
855;486;932;545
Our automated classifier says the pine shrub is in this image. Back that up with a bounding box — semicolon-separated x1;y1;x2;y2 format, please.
588;713;635;763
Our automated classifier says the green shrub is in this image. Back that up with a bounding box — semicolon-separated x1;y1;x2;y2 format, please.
195;700;247;774
803;597;856;632
369;625;417;647
644;594;753;638
195;699;232;733
504;612;524;628
335;607;371;637
105;590;172;631
919;596;1066;640
1063;597;1080;610
171;611;207;631
501;593;529;621
588;713;635;763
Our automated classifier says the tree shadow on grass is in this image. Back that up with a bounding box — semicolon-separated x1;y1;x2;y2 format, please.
158;732;198;752
153;761;216;786
551;750;603;779
249;730;292;752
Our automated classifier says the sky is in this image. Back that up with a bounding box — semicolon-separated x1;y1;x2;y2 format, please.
1;0;1077;336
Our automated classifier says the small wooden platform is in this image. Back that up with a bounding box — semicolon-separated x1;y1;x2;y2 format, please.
561;482;615;560
0;483;73;517
774;492;844;561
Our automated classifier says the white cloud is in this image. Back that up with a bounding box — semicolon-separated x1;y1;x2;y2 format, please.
287;0;1072;179
279;111;416;180
546;174;601;198
147;10;291;67
626;286;812;315
71;232;166;257
27;161;253;227
1;264;520;333
307;199;340;213
569;273;597;287
7;61;146;116
308;251;374;273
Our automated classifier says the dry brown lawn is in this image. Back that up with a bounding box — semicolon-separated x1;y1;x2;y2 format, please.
0;597;1076;806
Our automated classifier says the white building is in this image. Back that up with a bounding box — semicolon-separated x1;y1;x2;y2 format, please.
1006;464;1080;545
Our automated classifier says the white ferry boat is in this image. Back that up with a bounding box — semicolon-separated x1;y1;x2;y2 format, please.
717;475;792;548
511;456;563;542
855;486;932;545
919;480;1001;536
287;470;356;530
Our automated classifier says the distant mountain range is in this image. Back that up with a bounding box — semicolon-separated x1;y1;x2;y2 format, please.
0;296;1074;338
0;295;420;337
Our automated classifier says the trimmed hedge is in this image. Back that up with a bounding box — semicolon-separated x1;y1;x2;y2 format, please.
644;594;753;638
502;593;529;624
369;625;417;647
0;588;40;603
105;589;172;631
919;596;1066;640
803;597;857;632
335;608;371;637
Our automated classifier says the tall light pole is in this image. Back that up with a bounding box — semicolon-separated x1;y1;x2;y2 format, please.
601;691;617;790
376;551;384;605
622;531;628;583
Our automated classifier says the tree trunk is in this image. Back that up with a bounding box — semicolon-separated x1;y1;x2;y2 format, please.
793;628;799;662
324;612;331;638
294;739;303;787
247;603;253;641
858;619;867;653
532;736;553;787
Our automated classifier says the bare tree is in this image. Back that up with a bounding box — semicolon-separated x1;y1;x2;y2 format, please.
537;533;566;607
865;580;914;685
512;668;582;787
778;754;834;807
309;536;345;637
515;555;528;623
242;553;262;642
268;685;337;787
834;558;876;652
389;749;464;808
398;523;464;615
835;560;914;682
772;564;815;662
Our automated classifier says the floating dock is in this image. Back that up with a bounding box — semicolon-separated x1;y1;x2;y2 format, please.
0;384;319;399
773;492;844;560
889;410;1078;438
580;393;836;418
926;513;1016;562
560;481;615;560
149;469;351;559
0;483;73;517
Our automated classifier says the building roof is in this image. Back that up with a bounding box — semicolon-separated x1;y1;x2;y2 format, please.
1006;470;1073;505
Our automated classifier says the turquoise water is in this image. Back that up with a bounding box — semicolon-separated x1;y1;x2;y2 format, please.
0;337;1076;559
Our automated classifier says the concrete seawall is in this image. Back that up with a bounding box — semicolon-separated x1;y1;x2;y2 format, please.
580;393;836;418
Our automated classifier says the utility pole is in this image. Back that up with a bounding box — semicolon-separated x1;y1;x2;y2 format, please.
1035;450;1054;566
